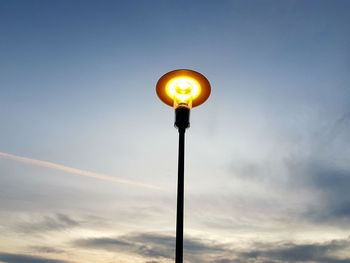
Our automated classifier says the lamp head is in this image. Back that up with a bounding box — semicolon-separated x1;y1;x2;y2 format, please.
156;69;211;109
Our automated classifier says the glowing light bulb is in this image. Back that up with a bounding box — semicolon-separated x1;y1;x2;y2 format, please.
165;77;201;109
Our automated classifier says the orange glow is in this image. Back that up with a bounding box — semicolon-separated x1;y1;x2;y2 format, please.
165;76;201;108
156;69;211;109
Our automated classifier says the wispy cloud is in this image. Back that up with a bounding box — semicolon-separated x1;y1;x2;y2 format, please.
73;232;227;262
29;246;66;254
0;252;68;263
72;232;350;262
237;238;350;263
0;151;161;190
16;213;80;234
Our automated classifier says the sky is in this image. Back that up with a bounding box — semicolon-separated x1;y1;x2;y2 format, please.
0;0;350;262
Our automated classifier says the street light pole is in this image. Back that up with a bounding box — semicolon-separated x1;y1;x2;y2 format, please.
175;107;190;263
176;128;185;263
156;69;211;263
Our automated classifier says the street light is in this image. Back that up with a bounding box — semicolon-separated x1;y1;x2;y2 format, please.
156;69;211;263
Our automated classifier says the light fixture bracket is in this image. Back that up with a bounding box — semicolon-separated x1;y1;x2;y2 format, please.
174;106;190;131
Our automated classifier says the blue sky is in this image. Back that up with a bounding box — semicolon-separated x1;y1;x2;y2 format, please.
1;0;350;262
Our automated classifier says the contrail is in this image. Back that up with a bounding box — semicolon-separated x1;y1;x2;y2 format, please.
0;151;162;190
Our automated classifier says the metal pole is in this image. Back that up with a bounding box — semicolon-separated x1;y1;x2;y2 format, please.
176;128;185;263
174;106;189;263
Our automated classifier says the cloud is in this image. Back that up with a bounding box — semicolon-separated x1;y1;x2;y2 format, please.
327;111;350;141
0;151;161;190
73;232;227;261
0;253;68;263
73;232;350;262
221;110;350;229
16;213;80;234
237;238;350;263
29;246;66;254
73;233;173;259
284;158;350;226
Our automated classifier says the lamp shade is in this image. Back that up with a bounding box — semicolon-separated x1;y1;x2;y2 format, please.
156;69;211;108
